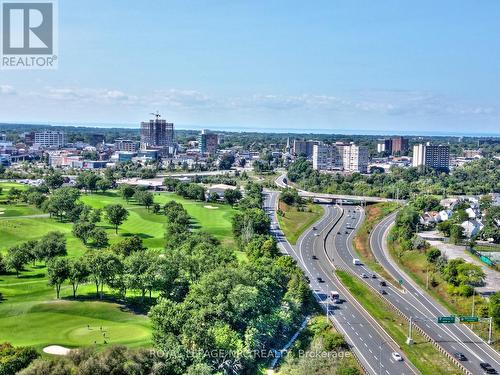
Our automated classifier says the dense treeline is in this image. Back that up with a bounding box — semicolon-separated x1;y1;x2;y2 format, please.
288;157;499;198
149;182;316;373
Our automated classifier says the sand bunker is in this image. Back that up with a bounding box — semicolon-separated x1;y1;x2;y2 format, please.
204;205;219;209
43;345;71;355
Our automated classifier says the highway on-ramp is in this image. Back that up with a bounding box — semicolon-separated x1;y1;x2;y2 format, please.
368;213;500;375
264;190;418;375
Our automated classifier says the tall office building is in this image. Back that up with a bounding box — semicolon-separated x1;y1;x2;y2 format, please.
312;144;342;171
199;129;218;155
342;143;369;173
391;136;409;155
377;139;393;153
312;142;368;173
412;143;450;171
293;140;320;158
140;115;174;152
34;131;65;148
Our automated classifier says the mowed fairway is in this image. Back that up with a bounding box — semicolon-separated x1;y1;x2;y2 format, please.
0;183;236;350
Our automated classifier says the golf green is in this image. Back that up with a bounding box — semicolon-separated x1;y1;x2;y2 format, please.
0;184;237;349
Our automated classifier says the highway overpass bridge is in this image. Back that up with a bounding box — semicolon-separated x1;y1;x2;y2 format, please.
275;173;402;204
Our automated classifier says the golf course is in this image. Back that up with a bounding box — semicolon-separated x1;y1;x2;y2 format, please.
0;182;237;350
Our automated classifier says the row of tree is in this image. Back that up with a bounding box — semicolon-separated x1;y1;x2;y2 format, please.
288;157;500;198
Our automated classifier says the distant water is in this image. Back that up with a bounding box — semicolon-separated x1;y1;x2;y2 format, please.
3;121;500;137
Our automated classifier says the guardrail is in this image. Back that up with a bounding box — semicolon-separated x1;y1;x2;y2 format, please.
338;266;473;375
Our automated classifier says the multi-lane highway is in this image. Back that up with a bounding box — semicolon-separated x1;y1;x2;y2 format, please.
368;213;500;375
264;190;418;375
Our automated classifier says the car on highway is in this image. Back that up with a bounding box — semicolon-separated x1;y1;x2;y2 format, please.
317;277;324;283
345;230;349;234
453;352;467;361
312;255;318;260
337;231;342;235
361;273;368;278
379;281;387;287
391;352;403;361
312;226;317;230
353;258;361;265
314;233;319;236
379;289;387;295
330;290;341;304
371;274;377;279
480;363;498;374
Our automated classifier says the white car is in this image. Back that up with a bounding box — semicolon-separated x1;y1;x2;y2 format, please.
391;352;403;361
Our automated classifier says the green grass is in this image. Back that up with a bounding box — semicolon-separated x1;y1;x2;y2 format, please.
336;270;460;375
277;202;324;245
387;239;499;350
0;186;236;350
0;182;43;217
352;202;401;287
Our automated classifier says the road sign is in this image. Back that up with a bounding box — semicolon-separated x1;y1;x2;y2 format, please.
437;316;456;324
459;316;479;323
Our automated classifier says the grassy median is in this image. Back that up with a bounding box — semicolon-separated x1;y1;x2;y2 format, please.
352;202;400;286
277;201;323;245
336;269;460;375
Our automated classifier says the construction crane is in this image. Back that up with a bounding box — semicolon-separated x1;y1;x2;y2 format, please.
150;111;161;120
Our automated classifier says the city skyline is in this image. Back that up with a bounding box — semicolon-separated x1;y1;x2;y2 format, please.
1;1;500;134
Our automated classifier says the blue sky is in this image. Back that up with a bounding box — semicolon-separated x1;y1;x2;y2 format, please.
1;0;499;134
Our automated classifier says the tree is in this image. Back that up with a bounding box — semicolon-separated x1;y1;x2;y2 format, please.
426;248;441;263
437;221;452;237
207;192;220;202
218;154;235;170
104;204;129;234
232;208;270;244
91;227;109;248
450;224;464;244
134;190;154;210
280;188;302;206
109;236;145;257
96;178;112;193
124;251;156;302
68;257;89;298
7;187;22;202
152;203;161;214
72;221;96;245
44;171;64;190
224;189;242;205
76;171;100;193
119;184;135;202
35;232;67;261
43;187;80;221
0;343;39;375
47;257;69;298
26;191;46;208
6;245;30;277
86;250;123;299
480;195;493;211
490;292;500;329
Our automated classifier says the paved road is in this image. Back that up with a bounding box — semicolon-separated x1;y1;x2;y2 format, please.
368;213;500;375
264;190;418;375
275;173;401;204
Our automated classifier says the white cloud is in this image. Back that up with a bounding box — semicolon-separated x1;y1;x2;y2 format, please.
4;85;497;122
0;85;16;95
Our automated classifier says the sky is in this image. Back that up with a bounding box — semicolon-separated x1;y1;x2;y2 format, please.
1;0;500;134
